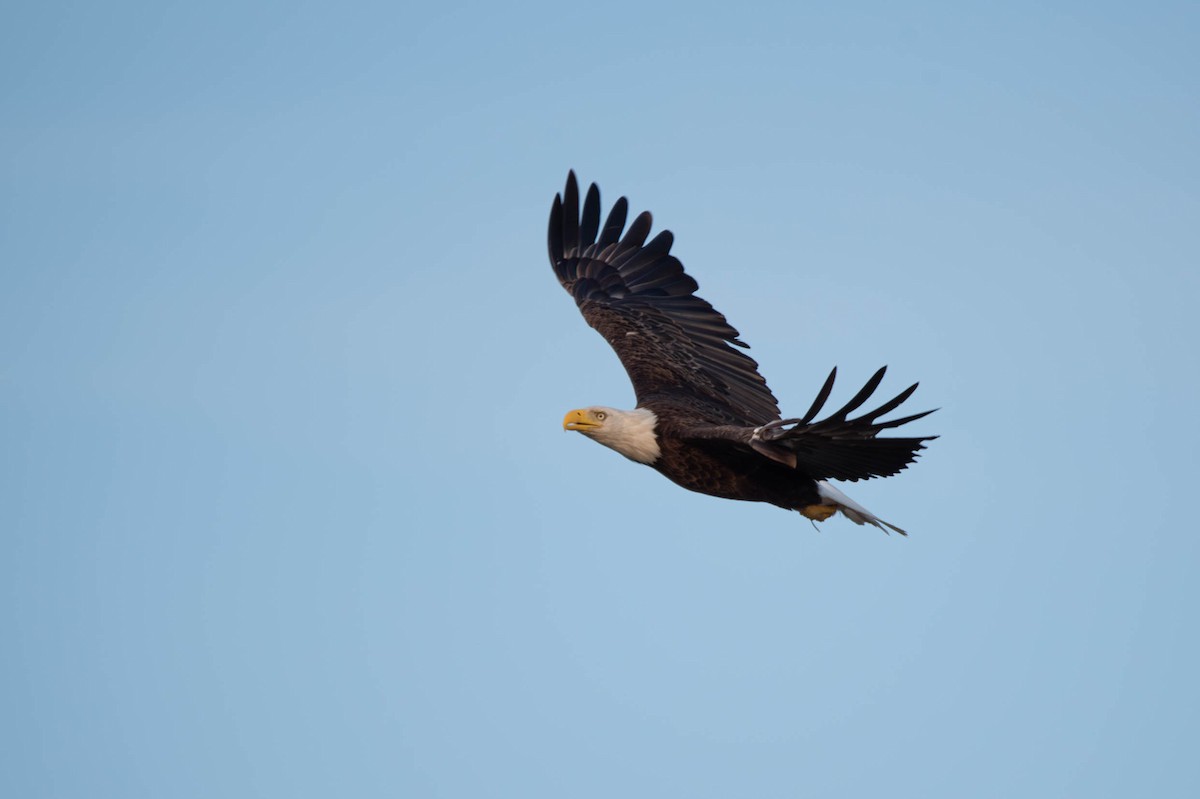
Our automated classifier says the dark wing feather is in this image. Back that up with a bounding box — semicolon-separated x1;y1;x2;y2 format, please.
548;171;780;425
754;367;938;481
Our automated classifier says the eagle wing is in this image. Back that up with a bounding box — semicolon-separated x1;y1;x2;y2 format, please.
684;366;937;481
758;365;937;481
547;171;780;425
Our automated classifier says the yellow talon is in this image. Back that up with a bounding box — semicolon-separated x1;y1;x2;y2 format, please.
800;504;838;522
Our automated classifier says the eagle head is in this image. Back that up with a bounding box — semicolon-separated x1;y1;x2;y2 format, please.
562;406;660;464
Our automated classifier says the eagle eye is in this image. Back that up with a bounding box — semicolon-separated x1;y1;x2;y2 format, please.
595;411;607;421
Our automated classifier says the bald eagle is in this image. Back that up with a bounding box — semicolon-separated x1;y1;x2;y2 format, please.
550;172;935;535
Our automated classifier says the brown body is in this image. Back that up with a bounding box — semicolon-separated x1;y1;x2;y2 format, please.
652;423;823;511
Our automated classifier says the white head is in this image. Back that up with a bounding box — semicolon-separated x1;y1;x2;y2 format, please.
562;406;660;464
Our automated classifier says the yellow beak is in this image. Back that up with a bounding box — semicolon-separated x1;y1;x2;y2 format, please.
563;409;597;431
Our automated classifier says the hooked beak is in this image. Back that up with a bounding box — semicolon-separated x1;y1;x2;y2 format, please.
563;409;597;432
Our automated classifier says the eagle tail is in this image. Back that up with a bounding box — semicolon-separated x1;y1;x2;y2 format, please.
816;480;908;536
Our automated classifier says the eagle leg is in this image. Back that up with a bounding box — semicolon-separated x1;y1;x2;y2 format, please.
800;504;839;522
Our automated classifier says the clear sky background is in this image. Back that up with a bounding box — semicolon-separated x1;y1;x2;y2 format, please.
3;2;1198;797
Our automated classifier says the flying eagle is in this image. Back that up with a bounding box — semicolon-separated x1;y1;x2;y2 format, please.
550;172;935;535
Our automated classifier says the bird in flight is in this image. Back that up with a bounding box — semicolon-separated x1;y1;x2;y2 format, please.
550;172;936;535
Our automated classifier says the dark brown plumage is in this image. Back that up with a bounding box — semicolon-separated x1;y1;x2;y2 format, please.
550;171;936;534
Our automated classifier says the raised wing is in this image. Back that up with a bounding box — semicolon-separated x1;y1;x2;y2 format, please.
547;171;780;425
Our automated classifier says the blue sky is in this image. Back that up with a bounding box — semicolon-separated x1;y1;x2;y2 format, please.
3;2;1198;797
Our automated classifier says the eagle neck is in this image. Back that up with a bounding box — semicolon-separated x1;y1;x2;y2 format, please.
598;407;661;465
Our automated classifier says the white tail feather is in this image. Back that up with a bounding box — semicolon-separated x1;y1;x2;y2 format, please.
816;480;908;536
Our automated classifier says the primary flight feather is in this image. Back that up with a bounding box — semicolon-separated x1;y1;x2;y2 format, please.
550;171;935;534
